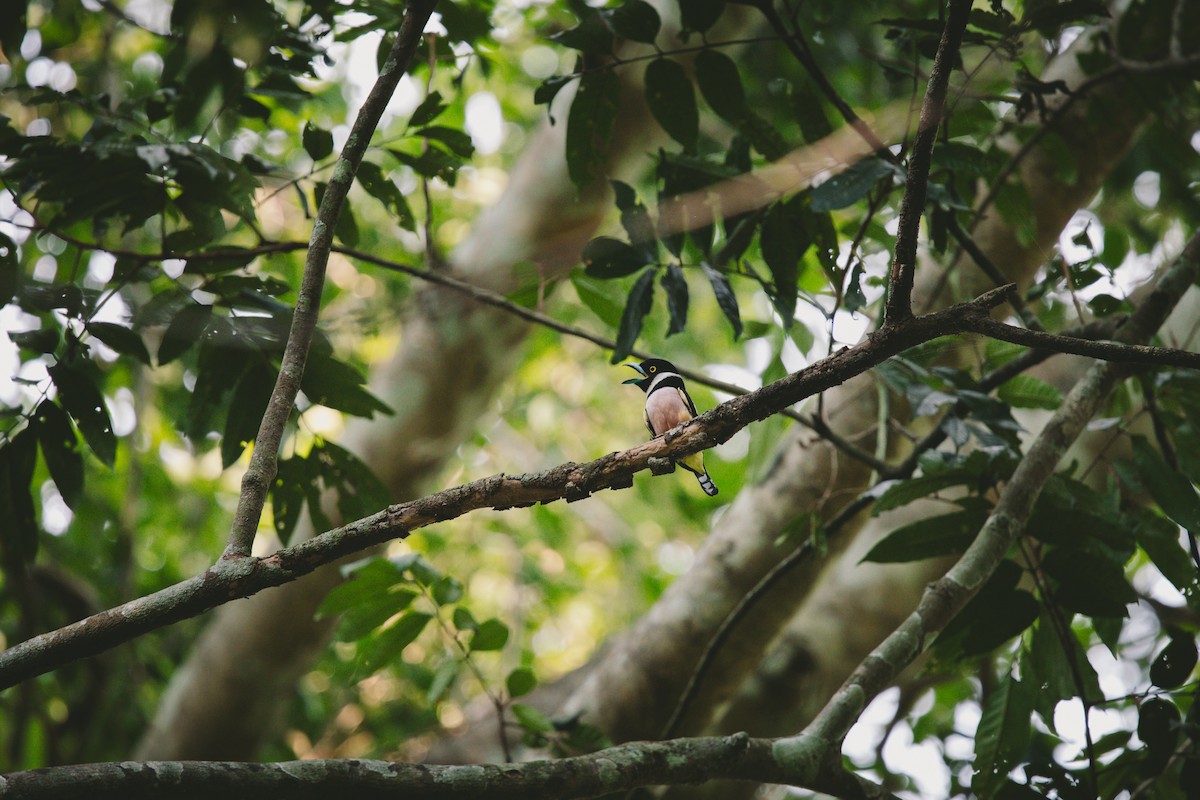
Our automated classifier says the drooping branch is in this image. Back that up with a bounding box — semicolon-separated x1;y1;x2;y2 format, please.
782;229;1200;762
221;0;438;559
883;0;972;323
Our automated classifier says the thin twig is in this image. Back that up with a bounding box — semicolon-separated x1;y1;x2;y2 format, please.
884;0;973;324
221;1;439;559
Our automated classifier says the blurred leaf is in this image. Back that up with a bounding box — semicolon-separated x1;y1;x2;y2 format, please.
701;262;741;339
1133;508;1200;595
432;575;464;605
679;0;724;34
302;122;334;161
470;618;510;651
873;473;972;515
33;400;83;510
997;375;1063;410
582;237;650;279
1131;436;1200;532
0;231;18;305
1042;547;1136;617
611;268;656;363
49;361;115;467
550;9;613;54
356;161;416;231
427;659;460;704
1150;635;1198;690
272;454;310;545
512;703;554;734
158;303;213;365
9;326;59;354
810;158;897;212
0;430;38;563
221;364;274;468
863;507;987;563
86;322;152;365
760;202;803;328
695;49;745;122
644;58;697;150
360;612;433;672
974;674;1034;799
611;180;657;258
506;667;537;698
571;274;624;327
566;69;620;188
1137;697;1180;769
602;0;660;43
418;125;476;158
302;353;394;418
409;91;447;127
661;262;689;336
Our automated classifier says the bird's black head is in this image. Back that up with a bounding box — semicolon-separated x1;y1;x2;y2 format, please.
622;359;677;392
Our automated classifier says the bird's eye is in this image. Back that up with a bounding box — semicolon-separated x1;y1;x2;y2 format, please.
649;366;657;373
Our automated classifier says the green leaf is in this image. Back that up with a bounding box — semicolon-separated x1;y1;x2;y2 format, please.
360;611;433;673
33;400;83;510
1137;697;1181;762
9;327;59;354
409;91;447;127
679;0;724;35
550;10;613;54
0;231;19;305
337;589;418;641
49;361;116;467
1150;635;1198;689
810;158;897;212
873;473;972;515
417;125;476;158
644;58;697;150
0;430;39;563
356;161;415;231
760;203;802;328
452;606;478;631
301;353;393;418
602;0;660;43
701;262;741;339
157;303;213;365
318;559;408;617
611;181;657;258
506;667;537;698
695;49;745;122
386;148;462;185
221;364;274;468
862;507;987;563
1133;508;1199;595
432;575;464;605
582;237;650;279
661;262;689;336
302;122;334;161
1132;436;1200;532
1042;548;1136;617
272;454;310;545
997;375;1063;410
427;659;460;704
571;274;624;327
611;268;656;364
470;618;510;652
566;69;620;188
511;703;554;734
973;673;1034;799
1019;614;1084;731
86;322;151;365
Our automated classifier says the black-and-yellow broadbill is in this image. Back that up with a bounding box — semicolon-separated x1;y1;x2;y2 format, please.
623;359;718;496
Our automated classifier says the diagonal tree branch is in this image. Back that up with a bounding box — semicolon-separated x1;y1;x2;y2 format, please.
884;0;972;323
781;229;1200;763
221;0;438;559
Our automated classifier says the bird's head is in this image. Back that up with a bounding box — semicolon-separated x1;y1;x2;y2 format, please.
621;359;677;392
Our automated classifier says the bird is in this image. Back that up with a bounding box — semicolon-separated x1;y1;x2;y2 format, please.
622;358;718;496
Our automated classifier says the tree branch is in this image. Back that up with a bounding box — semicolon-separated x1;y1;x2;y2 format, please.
221;0;438;559
0;733;900;800
883;0;972;324
781;229;1200;759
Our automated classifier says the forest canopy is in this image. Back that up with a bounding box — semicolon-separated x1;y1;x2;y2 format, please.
2;1;1200;798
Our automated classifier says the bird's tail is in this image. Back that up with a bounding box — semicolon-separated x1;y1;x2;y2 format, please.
679;453;719;496
695;471;718;496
